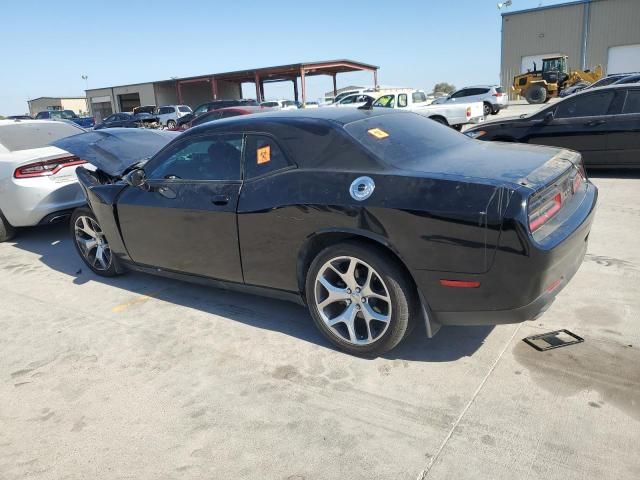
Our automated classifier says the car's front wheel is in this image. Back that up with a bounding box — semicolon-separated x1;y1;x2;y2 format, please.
70;207;123;277
305;242;416;356
167;120;176;129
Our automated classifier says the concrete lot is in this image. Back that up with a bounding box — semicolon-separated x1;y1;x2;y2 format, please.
1;122;639;478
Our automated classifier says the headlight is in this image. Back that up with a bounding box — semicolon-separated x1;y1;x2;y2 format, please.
465;130;486;139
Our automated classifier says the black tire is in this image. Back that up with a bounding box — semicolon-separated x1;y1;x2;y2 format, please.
483;102;492;117
167;120;176;129
70;207;123;277
491;105;499;115
0;209;16;242
524;85;547;104
429;116;448;126
305;241;417;356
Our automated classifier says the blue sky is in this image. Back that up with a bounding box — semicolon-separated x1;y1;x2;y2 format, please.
0;0;568;115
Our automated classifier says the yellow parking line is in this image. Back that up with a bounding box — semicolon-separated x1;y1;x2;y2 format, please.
112;291;160;313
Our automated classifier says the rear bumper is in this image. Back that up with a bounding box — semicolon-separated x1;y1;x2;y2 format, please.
412;183;597;326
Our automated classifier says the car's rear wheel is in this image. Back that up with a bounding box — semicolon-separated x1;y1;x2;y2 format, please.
483;102;492;117
0;209;16;242
305;242;416;356
167;120;176;129
70;207;122;277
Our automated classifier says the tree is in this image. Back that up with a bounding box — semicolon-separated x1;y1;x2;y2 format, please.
432;82;456;95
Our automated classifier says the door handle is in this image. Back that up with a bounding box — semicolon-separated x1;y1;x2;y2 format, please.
585;119;605;127
211;194;230;206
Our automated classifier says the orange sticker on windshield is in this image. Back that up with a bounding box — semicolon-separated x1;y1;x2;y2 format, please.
257;145;271;164
368;128;389;139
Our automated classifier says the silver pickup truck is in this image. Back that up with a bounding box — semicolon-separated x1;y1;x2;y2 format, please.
372;89;484;130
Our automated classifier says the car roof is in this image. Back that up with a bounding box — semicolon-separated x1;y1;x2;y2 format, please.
0;119;62;127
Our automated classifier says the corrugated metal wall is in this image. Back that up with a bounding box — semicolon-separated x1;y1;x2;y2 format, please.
501;0;640;99
587;0;640;71
501;3;584;99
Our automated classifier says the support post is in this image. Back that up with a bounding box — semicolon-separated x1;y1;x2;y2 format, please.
177;81;183;104
211;77;218;100
332;73;337;97
300;68;306;105
373;70;378;89
254;73;261;102
259;80;265;102
293;79;299;102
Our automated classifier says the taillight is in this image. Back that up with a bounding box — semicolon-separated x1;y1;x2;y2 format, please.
14;156;86;178
572;171;583;193
529;192;562;232
466;106;471;118
493;93;504;97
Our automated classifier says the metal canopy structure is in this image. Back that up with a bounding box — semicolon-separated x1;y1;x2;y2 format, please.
175;59;379;104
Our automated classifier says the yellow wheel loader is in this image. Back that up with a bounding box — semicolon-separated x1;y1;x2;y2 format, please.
512;56;603;104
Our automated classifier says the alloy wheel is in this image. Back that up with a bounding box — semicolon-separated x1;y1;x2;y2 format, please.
74;215;112;271
314;256;392;345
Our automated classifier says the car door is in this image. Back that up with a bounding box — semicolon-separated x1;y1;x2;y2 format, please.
115;133;244;282
525;90;616;166
604;88;640;167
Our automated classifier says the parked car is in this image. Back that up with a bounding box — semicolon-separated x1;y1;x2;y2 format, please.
371;90;485;129
56;108;596;356
177;99;260;128
35;110;95;128
585;74;629;90
133;105;157;115
6;115;33;120
465;84;640;168
441;86;508;116
303;102;319;108
94;112;160;130
333;94;378;108
559;81;591;98
155;105;192;128
260;100;299;110
182;106;271;130
0;120;87;241
612;74;640;85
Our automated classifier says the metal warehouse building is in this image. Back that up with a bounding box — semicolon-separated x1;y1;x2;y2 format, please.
85;59;378;122
501;0;640;98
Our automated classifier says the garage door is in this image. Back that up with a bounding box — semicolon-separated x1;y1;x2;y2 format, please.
521;53;563;73
608;44;640;74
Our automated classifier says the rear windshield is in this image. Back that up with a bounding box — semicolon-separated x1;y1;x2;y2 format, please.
496;87;504;93
412;91;428;103
0;122;84;152
344;112;467;168
178;106;192;112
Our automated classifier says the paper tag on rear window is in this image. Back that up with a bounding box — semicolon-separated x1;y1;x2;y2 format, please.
257;145;271;164
367;128;389;139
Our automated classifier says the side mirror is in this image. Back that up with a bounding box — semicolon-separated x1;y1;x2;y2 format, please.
124;168;148;189
543;111;554;124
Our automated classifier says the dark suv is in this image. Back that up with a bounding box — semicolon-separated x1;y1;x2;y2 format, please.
177;99;259;127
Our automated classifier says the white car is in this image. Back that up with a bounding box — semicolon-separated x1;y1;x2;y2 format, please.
260;100;300;110
372;90;485;129
0;120;87;241
155;105;192;128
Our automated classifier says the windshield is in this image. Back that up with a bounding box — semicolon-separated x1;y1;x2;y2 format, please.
0;122;84;152
344;112;467;169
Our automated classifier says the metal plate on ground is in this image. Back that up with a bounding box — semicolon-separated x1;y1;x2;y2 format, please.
523;329;584;352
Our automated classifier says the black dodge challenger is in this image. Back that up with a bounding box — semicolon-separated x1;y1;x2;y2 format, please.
54;108;597;356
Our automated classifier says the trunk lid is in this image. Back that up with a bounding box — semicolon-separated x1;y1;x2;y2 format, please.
51;128;179;177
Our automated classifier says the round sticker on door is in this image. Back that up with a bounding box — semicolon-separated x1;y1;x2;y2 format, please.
349;176;375;201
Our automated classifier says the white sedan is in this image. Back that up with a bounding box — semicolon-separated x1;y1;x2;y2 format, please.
0;119;88;241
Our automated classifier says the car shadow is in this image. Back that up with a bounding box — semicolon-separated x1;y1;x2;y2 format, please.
8;223;493;362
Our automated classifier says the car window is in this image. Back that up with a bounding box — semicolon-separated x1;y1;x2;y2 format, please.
178;106;191;112
0;121;84;152
412;91;427;103
373;95;396;108
449;90;467;99
495;87;504;94
61;110;76;119
555;91;615;118
191;111;223;127
35;112;48;119
398;94;408;108
617;75;640;85
244;135;290;180
622;90;640;114
147;134;243;181
193;104;208;115
339;96;356;104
